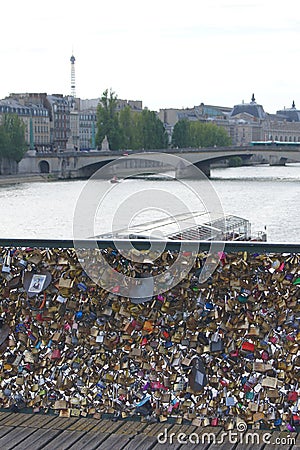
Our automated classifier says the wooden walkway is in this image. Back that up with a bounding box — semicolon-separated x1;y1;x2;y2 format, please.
0;412;298;450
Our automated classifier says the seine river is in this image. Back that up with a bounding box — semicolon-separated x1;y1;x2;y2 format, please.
0;163;300;243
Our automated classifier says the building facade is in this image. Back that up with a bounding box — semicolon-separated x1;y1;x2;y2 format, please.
0;95;51;151
158;95;300;146
3;90;300;153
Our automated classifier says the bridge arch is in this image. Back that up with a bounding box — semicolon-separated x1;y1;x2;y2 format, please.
38;160;50;174
77;157;165;178
77;160;116;178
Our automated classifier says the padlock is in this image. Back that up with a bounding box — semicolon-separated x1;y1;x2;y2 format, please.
241;341;255;352
287;391;298;402
1;252;11;274
261;377;277;389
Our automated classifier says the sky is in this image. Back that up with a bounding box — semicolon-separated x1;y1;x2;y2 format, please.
1;0;300;113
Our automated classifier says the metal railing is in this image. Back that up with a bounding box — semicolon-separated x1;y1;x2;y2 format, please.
0;238;299;253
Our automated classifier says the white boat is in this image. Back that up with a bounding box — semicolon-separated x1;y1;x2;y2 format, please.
110;176;120;184
94;212;267;241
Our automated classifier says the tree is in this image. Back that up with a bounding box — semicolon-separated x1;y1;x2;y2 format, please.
172;119;190;148
96;89;168;151
118;106;135;150
135;110;168;150
172;119;231;148
228;156;242;167
95;89;122;150
0;114;27;162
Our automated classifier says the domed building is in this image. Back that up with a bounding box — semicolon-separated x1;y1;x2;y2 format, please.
230;94;266;120
276;101;300;122
229;95;300;144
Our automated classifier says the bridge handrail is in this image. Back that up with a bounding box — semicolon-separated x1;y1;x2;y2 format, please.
30;145;300;158
0;238;299;253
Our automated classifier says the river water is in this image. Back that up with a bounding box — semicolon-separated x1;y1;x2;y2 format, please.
0;163;300;242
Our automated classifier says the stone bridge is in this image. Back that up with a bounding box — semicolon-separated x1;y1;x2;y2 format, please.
18;145;300;179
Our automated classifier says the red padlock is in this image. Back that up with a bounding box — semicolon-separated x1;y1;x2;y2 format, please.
288;391;298;402
141;337;148;346
292;414;300;425
242;342;255;352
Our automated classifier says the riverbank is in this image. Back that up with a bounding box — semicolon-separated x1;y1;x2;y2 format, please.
0;174;57;186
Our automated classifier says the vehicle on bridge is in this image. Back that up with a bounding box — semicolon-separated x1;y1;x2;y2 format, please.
250;140;300;147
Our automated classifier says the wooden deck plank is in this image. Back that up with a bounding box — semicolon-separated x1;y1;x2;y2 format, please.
39;430;87;450
126;421;148;434
0;426;14;438
151;439;182;449
206;441;236;450
0;413;35;427
114;420;148;435
0;413;12;424
0;413;297;450
42;416;80;430
141;421;174;437
176;427;223;450
65;432;111;450
19;414;58;428
0;426;39;450
88;419;114;433
12;428;63;450
88;419;124;434
150;424;200;450
95;433;132;450
121;422;177;450
121;434;158;450
67;418;102;432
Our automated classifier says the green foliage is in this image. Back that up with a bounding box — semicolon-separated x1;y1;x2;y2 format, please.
172;119;231;148
118;107;136;149
228;156;242;167
96;89;122;150
96;89;168;151
0;114;27;162
134;110;168;150
171;119;189;148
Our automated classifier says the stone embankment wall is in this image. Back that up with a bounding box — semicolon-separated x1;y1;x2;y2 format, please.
0;159;18;176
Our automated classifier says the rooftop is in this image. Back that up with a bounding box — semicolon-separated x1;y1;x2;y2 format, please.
95;212;252;241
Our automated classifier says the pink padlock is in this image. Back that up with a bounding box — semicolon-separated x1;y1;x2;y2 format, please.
261;350;269;361
51;349;61;360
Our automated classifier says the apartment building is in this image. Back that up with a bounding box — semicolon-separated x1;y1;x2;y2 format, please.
0;96;50;151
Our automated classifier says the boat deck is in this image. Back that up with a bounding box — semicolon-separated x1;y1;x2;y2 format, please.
0;412;298;450
95;212;252;241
